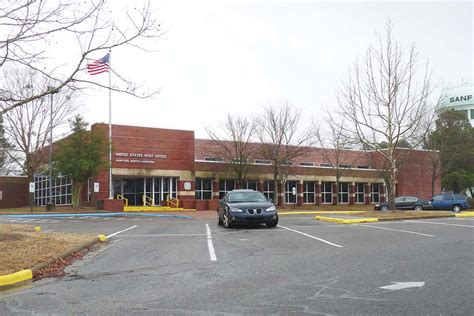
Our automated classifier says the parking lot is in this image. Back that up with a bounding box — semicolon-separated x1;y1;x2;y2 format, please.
1;213;473;315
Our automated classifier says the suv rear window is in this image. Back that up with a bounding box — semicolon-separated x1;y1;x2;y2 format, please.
454;194;467;200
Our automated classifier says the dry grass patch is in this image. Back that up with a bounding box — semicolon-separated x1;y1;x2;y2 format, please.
0;206;100;215
354;211;454;220
0;224;96;275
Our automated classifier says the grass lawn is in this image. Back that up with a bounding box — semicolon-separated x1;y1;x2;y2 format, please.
0;206;101;215
0;224;96;275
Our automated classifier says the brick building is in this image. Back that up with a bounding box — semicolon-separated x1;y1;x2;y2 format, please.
29;123;440;211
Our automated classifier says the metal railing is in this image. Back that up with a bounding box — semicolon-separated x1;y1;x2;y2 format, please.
142;195;153;206
166;195;180;208
117;194;128;207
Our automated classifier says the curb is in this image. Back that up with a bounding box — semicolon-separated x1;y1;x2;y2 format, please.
314;215;379;224
0;234;107;287
279;211;366;215
455;212;474;217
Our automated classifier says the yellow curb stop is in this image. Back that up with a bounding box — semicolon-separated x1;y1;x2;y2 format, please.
0;269;33;286
455;212;474;217
279;211;366;215
34;226;41;232
98;234;107;241
314;215;379;224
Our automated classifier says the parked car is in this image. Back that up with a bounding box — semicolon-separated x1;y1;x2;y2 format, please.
374;196;432;211
430;193;471;212
217;189;278;228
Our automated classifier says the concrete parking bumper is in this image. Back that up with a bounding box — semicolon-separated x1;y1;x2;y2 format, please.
315;214;379;224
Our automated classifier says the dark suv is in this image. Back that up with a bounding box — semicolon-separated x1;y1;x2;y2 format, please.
430;193;471;212
217;189;278;228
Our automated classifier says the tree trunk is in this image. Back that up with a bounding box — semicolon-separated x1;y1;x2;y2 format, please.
273;174;278;206
72;181;83;208
388;164;397;210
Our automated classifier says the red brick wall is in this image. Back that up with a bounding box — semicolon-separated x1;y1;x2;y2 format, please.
0;177;29;208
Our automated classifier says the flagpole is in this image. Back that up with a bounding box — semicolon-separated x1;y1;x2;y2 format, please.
108;49;113;199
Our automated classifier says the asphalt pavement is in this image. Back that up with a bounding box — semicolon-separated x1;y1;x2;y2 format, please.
0;213;473;315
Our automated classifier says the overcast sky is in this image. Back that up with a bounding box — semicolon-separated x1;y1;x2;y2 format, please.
81;0;473;139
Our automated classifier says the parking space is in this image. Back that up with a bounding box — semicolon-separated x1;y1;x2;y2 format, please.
1;214;473;314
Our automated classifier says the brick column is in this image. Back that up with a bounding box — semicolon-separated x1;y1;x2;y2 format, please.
212;179;219;200
349;182;355;205
315;181;321;205
257;179;264;193
277;181;283;206
297;180;303;206
365;183;371;204
380;184;386;203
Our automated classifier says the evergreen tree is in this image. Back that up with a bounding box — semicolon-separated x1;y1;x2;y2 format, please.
427;109;474;193
54;115;108;207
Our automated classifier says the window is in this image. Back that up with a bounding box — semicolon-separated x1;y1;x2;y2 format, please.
219;179;235;199
319;163;332;167
338;182;349;203
243;180;257;191
263;180;274;200
300;162;314;167
322;182;333;204
357;165;369;169
459;109;469;119
195;178;212;200
285;181;297;204
355;183;365;203
255;159;272;165
154;177;178;204
371;183;380;203
339;164;352;169
204;156;224;162
303;181;315;204
471;109;474;120
283;161;294;166
34;173;73;206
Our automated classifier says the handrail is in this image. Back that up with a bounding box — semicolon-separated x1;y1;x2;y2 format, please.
166;195;179;208
117;194;128;207
142;195;153;206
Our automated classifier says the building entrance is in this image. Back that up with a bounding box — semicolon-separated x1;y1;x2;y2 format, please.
113;177;178;206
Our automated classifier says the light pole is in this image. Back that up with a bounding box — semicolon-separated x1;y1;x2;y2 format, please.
48;87;58;210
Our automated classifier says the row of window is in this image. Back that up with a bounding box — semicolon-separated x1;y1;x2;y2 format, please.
196;178;381;203
34;174;73;206
458;109;474;120
201;157;370;169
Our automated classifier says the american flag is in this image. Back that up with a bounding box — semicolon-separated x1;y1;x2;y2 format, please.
87;53;110;75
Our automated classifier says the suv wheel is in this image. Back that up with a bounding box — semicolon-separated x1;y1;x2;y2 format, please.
380;205;389;212
217;211;223;226
223;212;232;228
452;204;462;213
414;205;423;211
266;217;278;228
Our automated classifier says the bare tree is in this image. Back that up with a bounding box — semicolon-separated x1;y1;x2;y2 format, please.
206;114;256;187
3;68;77;179
314;113;365;205
256;103;314;205
337;21;435;210
0;0;160;114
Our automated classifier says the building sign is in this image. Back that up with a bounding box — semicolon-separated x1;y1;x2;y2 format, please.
449;95;472;103
94;182;100;193
114;152;167;164
29;182;35;193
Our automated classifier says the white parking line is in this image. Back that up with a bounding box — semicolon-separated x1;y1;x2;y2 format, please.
278;225;343;248
106;225;137;238
358;224;434;237
206;224;217;261
404;220;474;228
119;233;206;237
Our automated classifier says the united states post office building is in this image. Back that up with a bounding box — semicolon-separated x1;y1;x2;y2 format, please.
32;124;440;211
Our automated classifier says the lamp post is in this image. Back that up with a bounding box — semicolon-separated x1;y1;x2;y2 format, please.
47;87;58;210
